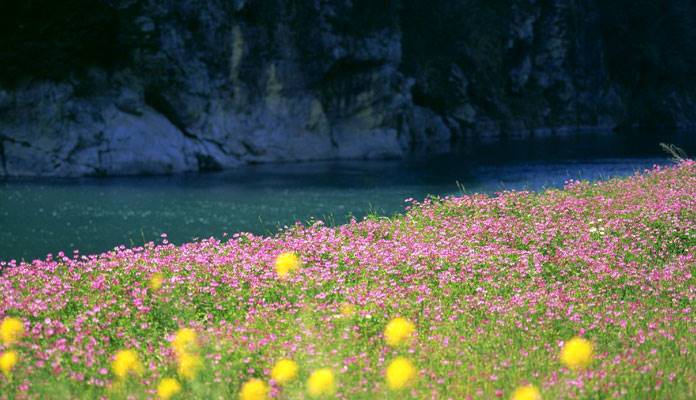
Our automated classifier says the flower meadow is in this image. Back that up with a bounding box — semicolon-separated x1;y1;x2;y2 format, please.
1;162;695;399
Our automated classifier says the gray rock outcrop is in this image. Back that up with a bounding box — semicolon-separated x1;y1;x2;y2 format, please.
1;0;694;176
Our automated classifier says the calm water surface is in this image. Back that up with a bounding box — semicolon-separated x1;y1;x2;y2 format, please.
1;131;694;262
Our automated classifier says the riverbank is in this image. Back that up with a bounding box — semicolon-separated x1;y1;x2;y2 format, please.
1;161;694;398
4;128;695;262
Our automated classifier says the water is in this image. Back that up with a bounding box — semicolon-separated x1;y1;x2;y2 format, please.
1;130;694;262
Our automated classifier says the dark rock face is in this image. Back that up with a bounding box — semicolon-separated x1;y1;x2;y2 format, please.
0;0;694;176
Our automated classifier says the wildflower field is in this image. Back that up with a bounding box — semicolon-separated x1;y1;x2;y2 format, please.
1;162;695;399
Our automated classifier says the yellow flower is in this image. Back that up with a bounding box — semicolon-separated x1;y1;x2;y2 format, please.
111;349;143;379
511;384;541;400
560;337;594;371
239;378;269;400
339;303;356;318
0;317;24;347
157;377;182;400
275;252;301;278
177;353;203;380
307;368;335;398
172;328;198;356
271;359;299;385
384;317;415;347
149;273;164;291
0;351;19;377
386;357;417;390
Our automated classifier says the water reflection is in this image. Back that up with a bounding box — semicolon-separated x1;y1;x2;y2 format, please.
1;130;693;262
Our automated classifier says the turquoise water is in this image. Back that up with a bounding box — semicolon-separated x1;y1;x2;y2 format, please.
1;131;693;262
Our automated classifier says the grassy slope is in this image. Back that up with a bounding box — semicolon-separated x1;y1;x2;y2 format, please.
1;162;695;399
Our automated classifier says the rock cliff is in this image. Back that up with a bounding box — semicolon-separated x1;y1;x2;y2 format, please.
1;0;695;176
